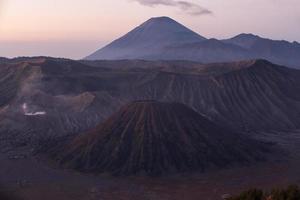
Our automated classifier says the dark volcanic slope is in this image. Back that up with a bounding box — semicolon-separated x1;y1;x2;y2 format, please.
0;58;300;146
49;101;266;176
82;59;300;131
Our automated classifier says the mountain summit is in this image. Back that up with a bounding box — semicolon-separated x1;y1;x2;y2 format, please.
85;17;205;60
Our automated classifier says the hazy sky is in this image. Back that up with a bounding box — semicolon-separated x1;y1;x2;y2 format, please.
0;0;299;59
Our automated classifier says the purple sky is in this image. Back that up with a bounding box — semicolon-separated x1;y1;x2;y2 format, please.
0;0;299;59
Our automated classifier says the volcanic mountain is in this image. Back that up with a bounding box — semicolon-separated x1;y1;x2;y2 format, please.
86;17;300;69
1;58;300;147
85;16;206;60
46;101;267;176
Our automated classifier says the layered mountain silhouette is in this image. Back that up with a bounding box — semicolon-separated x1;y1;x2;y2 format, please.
224;33;300;68
86;17;300;69
43;101;267;176
0;57;300;146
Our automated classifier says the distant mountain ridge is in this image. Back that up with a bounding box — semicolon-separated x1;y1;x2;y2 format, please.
223;33;300;68
86;17;300;69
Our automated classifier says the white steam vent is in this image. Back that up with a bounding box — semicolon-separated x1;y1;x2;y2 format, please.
22;103;46;116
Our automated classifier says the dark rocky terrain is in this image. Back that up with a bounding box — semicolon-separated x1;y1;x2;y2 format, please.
0;129;299;200
0;57;299;199
41;101;268;176
0;57;300;147
86;17;300;69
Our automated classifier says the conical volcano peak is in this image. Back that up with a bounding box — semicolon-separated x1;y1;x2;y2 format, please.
147;16;176;22
151;16;173;20
126;100;189;110
130;16;205;41
141;16;183;28
85;16;206;60
137;17;205;38
48;101;268;176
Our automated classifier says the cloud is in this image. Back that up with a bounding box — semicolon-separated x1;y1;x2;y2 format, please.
177;1;212;15
134;0;176;6
132;0;212;16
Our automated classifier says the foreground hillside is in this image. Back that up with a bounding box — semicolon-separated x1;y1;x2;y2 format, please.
0;57;300;146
